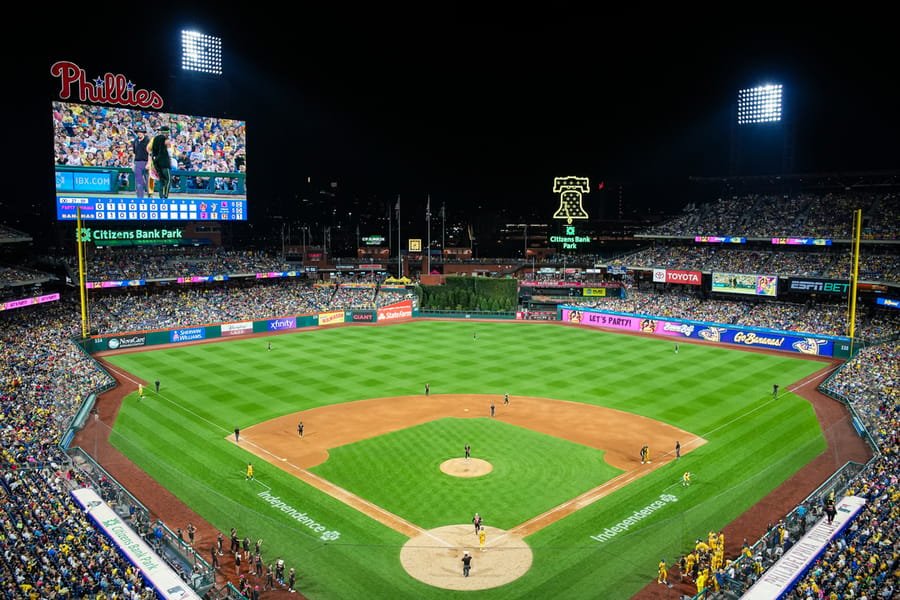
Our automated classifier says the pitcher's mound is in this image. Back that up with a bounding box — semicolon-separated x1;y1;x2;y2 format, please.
400;524;532;590
440;457;492;477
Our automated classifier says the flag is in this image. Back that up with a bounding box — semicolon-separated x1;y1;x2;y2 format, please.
395;196;400;220
440;202;445;219
426;195;431;222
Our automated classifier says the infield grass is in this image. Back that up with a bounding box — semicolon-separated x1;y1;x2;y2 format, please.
100;320;830;599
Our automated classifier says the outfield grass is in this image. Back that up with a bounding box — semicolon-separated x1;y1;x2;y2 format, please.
102;320;828;599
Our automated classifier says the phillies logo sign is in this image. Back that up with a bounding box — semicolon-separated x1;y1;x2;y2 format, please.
51;61;164;109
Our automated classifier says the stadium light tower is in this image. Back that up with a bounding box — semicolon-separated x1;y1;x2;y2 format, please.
729;82;794;176
181;30;222;76
737;84;783;124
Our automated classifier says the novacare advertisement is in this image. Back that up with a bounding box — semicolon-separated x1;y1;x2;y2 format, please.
107;334;147;350
560;306;844;357
377;300;413;322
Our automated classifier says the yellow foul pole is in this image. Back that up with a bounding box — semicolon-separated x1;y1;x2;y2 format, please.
847;209;862;352
76;208;88;339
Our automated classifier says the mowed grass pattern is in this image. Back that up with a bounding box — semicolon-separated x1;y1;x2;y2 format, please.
102;320;829;599
310;417;621;529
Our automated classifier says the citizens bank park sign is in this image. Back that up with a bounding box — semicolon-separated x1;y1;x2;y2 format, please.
652;269;702;285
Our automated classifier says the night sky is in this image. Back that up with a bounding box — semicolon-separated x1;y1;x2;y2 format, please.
8;12;900;236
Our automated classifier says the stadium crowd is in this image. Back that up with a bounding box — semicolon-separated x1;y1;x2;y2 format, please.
640;191;898;240
606;244;899;283
2;185;899;598
665;341;900;599
579;286;898;340
87;281;408;334
1;274;897;599
72;248;289;282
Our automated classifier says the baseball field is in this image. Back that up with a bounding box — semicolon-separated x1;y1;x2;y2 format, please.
96;319;834;599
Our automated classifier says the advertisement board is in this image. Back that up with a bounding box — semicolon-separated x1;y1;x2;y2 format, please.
377;300;413;322
170;328;206;343
560;307;843;357
711;272;778;297
318;311;345;326
346;310;376;323
582;288;607;297
267;317;297;332
221;321;253;337
106;334;147;350
787;278;851;296
0;293;61;311
652;269;702;285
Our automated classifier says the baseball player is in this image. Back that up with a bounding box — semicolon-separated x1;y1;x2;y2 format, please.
461;551;472;577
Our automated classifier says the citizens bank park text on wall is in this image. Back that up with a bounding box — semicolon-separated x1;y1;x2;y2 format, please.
88;301;414;351
559;306;851;358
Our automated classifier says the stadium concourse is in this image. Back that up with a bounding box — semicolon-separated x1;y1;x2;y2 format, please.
0;189;899;599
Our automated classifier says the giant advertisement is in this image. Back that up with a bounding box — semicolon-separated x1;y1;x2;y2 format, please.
346;310;376;323
560;307;842;357
711;272;778;297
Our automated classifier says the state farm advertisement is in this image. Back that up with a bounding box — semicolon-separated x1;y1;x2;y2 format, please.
377;300;413;322
652;269;702;285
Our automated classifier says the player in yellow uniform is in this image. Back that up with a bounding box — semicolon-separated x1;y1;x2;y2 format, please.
657;558;668;585
245;462;254;480
682;471;692;486
479;528;486;552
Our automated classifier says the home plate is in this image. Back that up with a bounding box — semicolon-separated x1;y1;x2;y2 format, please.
464;409;469;412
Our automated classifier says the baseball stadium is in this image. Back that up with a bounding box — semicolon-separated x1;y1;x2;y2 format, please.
3;18;899;600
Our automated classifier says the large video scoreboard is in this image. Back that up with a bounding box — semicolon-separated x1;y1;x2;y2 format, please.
53;100;247;221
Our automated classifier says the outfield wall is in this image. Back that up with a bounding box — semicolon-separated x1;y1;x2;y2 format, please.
86;301;414;352
558;305;852;358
